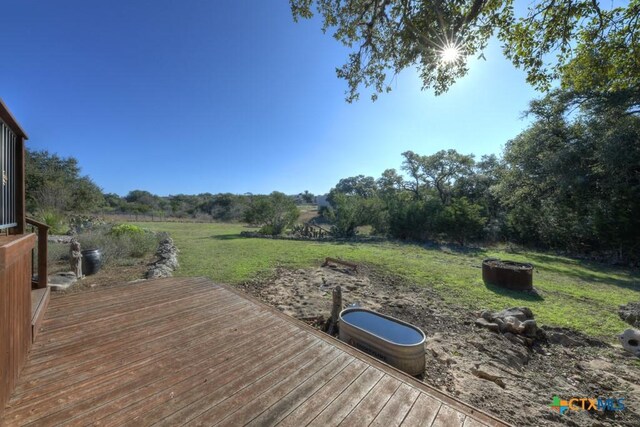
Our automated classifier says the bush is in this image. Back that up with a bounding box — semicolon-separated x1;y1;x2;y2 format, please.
258;225;275;235
47;242;70;265
77;224;159;265
326;193;360;237
37;209;67;235
387;198;441;240
68;215;106;234
437;198;486;245
109;223;145;237
243;192;300;235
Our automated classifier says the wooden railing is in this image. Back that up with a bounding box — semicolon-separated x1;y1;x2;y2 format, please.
26;218;48;289
0;233;36;414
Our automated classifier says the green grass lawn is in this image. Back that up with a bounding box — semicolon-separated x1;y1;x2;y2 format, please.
136;221;640;339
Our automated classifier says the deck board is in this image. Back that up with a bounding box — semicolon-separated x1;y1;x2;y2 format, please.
1;277;508;426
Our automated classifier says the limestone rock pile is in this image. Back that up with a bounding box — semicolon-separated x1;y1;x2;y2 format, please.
619;302;640;327
146;237;179;279
475;307;542;346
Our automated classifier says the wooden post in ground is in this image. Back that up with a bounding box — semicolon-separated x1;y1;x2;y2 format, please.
327;286;342;336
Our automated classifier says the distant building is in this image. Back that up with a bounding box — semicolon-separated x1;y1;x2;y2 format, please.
316;194;330;208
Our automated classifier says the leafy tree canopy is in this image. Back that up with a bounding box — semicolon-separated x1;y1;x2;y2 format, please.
243;192;300;235
25;149;104;214
290;0;640;101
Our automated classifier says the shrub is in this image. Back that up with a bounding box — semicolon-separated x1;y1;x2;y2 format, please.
109;223;145;237
37;209;67;235
243;192;300;235
47;242;70;265
77;224;159;265
437;198;486;245
258;225;275;235
68;215;106;234
326;193;360;237
318;205;330;217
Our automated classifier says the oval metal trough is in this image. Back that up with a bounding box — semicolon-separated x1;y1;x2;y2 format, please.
338;308;426;376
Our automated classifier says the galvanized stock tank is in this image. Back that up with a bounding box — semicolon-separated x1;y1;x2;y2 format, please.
339;308;426;376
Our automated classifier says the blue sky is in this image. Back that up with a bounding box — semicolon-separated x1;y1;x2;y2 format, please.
0;1;540;196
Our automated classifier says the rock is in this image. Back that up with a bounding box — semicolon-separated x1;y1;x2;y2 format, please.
480;310;494;321
47;235;73;244
547;331;580;347
504;332;525;346
475;318;500;333
493;317;505;331
495;307;534;322
470;366;506;389
47;272;78;291
619;302;640;327
618;328;640;357
521;319;538;337
145;237;179;279
501;316;525;334
475;307;540;345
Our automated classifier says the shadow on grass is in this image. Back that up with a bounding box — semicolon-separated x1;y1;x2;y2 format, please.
522;253;640;292
207;234;244;241
437;244;488;257
483;281;545;301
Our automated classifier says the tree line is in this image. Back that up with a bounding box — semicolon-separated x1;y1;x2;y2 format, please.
25;85;639;260
324;88;640;261
24;151;312;224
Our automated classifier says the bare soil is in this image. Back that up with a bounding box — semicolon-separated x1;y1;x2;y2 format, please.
239;263;640;426
49;257;150;294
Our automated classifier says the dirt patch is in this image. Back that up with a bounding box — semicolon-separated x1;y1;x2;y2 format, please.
52;259;150;294
240;264;640;426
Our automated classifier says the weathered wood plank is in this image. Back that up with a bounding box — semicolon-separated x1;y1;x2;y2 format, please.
92;329;305;427
31;289;236;350
130;334;319;426
45;277;207;310
2;278;504;427
464;416;490;427
337;374;401;426
307;366;384;426
16;298;249;387
26;295;245;366
400;393;442;426
41;280;220;329
187;345;340;426
10;307;273;404
370;383;421;427
64;318;292;426
244;353;354;427
277;360;368;426
6;325;307;425
431;404;467;427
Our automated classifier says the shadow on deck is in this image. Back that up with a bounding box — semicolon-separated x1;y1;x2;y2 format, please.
2;277;509;426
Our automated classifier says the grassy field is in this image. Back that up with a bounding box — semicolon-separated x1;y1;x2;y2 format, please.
136;221;640;339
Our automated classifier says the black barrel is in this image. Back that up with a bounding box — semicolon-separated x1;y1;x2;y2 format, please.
82;249;103;276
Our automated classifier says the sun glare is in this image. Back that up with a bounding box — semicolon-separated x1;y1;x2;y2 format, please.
440;44;460;63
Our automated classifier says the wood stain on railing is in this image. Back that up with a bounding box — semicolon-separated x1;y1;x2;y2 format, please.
0;233;35;414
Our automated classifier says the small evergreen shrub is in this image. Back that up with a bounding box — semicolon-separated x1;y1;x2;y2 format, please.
38;209;67;235
109;223;144;237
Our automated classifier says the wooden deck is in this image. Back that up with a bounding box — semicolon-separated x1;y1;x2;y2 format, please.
1;277;508;426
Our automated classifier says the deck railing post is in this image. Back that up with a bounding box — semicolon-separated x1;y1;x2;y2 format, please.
26;218;49;288
37;224;47;288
